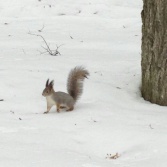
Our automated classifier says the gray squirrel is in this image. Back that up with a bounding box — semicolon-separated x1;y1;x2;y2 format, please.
42;66;89;114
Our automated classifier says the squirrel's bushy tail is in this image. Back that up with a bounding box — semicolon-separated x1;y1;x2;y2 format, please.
67;66;89;102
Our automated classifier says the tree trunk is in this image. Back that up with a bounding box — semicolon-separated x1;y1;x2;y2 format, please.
141;0;167;105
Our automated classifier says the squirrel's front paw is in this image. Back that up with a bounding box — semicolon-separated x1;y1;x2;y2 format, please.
43;111;49;114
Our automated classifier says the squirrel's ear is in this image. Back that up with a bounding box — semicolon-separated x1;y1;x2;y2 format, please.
49;80;54;88
46;79;49;87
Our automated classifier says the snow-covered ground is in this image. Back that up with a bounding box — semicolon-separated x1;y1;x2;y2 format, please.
0;0;166;167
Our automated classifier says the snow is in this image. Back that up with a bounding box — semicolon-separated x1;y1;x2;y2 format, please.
0;0;166;167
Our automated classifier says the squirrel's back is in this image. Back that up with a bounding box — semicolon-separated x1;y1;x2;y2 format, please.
51;91;75;106
67;66;89;102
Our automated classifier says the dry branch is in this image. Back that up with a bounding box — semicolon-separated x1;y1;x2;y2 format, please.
28;31;63;56
38;24;45;32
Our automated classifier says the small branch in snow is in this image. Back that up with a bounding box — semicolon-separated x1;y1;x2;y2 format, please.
93;11;98;14
38;24;45;32
10;110;22;120
0;99;4;101
54;44;64;55
28;31;52;53
10;111;14;114
28;31;63;56
149;124;154;129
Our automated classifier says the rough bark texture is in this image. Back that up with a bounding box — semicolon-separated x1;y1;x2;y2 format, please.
141;0;167;105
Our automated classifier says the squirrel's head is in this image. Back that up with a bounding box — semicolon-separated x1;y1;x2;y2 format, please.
42;79;54;97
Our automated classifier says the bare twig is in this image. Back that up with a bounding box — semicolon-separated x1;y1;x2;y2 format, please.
28;31;63;56
10;111;14;114
38;24;45;32
53;44;64;55
41;45;52;55
149;124;154;129
28;31;52;52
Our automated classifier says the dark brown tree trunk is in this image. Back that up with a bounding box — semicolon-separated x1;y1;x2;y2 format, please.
141;0;167;105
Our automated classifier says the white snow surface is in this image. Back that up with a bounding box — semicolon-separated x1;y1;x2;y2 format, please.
0;0;166;167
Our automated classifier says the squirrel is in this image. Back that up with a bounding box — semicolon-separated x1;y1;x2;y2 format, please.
42;66;89;114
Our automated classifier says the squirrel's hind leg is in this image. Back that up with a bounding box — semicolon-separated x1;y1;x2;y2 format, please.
66;106;74;111
60;106;66;109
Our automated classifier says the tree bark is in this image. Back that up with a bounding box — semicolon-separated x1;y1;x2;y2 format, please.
141;0;167;105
